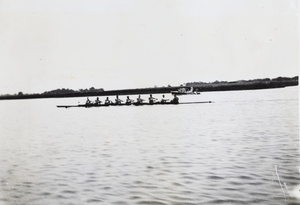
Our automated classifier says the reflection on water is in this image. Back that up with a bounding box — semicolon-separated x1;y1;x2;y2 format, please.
0;87;299;205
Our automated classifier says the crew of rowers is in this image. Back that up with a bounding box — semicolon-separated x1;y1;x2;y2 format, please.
86;94;179;105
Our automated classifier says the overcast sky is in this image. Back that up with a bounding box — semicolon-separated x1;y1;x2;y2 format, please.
0;0;298;94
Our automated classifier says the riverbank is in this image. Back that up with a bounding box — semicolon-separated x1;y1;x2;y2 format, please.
0;76;297;100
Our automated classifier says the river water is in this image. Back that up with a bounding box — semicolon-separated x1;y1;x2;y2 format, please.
0;87;299;205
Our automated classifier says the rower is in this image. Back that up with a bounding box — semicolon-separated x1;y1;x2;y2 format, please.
126;96;133;104
149;94;157;104
171;94;179;104
115;95;123;105
161;95;169;103
105;97;111;105
95;97;101;105
137;95;144;103
86;97;91;105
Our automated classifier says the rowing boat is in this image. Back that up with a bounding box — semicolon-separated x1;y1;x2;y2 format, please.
56;101;212;108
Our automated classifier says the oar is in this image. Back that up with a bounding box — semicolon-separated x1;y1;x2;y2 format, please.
180;101;213;104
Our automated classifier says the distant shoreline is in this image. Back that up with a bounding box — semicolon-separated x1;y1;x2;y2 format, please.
0;76;298;100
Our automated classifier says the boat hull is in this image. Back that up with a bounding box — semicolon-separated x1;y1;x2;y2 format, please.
132;101;179;106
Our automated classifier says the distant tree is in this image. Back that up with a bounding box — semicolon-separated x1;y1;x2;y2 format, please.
18;92;23;96
273;77;284;81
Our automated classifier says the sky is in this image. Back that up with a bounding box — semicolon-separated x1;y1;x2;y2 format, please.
0;0;298;94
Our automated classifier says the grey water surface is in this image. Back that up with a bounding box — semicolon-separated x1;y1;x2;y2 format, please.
0;87;299;205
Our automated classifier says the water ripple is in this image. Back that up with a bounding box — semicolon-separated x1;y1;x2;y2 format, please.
0;87;298;205
136;200;167;205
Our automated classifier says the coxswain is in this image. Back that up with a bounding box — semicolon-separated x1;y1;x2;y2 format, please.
171;94;179;104
115;95;123;105
161;95;168;103
137;95;145;103
105;97;111;105
149;94;157;104
86;97;91;105
95;97;101;105
126;96;133;105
